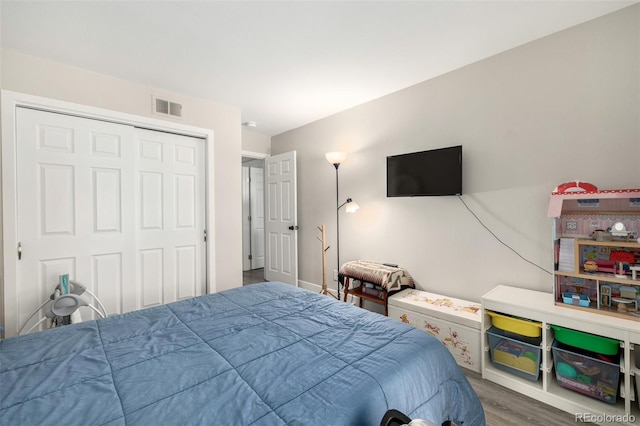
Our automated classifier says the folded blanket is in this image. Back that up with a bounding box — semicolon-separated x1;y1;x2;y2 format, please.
339;260;414;292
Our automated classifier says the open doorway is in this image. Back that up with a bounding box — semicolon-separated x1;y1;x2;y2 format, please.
242;156;265;277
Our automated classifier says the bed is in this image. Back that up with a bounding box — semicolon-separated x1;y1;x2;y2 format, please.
1;282;485;425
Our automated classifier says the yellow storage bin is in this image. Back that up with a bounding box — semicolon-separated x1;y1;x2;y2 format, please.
487;311;542;338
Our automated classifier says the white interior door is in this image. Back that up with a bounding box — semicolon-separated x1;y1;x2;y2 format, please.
134;129;206;309
9;107;206;336
264;151;298;285
242;166;251;271
250;166;265;269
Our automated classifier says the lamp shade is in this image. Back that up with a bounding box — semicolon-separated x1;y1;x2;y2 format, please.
345;201;360;214
325;152;347;165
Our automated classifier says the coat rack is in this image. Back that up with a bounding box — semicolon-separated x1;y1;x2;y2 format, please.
317;224;337;299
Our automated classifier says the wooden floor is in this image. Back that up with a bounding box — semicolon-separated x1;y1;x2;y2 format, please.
241;270;589;425
462;368;591;425
243;268;265;286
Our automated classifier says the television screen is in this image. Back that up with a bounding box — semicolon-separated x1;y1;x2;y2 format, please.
387;145;462;197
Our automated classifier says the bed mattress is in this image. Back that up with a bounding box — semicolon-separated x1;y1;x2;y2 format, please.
1;282;484;425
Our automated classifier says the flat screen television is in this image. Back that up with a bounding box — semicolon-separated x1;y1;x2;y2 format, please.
387;145;462;197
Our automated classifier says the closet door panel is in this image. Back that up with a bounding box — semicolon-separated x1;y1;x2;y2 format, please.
15;108;136;334
92;253;123;317
10;108;207;337
134;129;206;308
92;167;122;233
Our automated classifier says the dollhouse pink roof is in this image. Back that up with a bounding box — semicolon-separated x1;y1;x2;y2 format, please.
548;188;640;217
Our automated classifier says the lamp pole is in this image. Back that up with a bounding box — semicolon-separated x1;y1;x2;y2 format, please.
333;163;341;299
326;151;348;299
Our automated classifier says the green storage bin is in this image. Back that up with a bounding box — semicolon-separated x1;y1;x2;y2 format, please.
550;325;619;356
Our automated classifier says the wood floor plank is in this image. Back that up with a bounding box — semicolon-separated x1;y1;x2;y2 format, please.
243;268;265;286
462;368;594;425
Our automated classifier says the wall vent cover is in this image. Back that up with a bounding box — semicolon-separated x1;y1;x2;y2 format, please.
155;98;169;114
169;102;182;118
153;96;183;119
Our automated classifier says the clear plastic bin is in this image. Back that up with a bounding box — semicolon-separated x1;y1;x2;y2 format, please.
487;326;541;381
636;373;640;410
552;340;620;404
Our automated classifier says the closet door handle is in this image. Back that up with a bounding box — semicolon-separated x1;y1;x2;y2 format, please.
18;242;22;260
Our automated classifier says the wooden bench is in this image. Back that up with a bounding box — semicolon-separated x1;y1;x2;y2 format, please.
339;260;414;316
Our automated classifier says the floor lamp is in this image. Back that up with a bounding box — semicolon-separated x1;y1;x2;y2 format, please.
326;152;360;299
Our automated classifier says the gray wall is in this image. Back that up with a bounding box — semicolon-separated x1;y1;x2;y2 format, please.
271;5;640;302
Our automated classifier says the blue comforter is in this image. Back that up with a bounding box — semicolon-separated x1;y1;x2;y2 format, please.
1;282;484;425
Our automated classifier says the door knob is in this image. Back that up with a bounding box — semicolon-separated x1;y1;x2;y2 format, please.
288;225;299;231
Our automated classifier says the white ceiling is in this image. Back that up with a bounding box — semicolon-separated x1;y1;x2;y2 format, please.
1;1;636;136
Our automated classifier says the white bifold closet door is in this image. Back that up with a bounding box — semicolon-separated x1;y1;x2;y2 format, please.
134;128;206;308
15;108;205;333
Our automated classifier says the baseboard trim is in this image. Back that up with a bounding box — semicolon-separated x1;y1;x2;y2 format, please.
297;280;340;299
297;280;366;307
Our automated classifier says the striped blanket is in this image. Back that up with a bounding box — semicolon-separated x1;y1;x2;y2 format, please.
339;260;414;292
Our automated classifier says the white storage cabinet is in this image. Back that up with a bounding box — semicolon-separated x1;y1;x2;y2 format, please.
388;289;482;373
483;285;639;425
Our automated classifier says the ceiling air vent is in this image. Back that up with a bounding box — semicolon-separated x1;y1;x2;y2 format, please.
153;96;183;119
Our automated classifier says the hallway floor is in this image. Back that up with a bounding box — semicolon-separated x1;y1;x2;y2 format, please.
243;268;265;286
